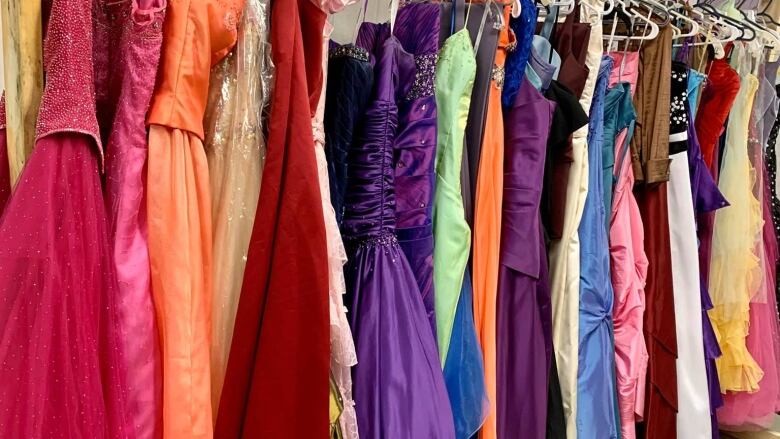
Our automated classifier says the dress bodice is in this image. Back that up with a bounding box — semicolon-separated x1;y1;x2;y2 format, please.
501;77;555;276
147;0;243;138
393;4;440;230
343;27;415;240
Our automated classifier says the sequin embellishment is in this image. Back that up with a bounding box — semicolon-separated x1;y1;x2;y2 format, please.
406;53;438;101
329;45;369;62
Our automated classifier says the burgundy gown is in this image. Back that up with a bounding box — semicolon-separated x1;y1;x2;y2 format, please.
215;0;331;437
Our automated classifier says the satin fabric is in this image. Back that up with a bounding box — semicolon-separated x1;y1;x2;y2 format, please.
324;45;374;225
461;4;501;225
146;0;244;435
633;29;679;439
668;148;713;439
576;56;620;439
634;183;678;439
345;22;455;438
685;92;727;439
497;76;555;439
472;9;512;439
548;4;604;436
665;63;714;439
433;28;476;363
147;127;214;438
693;59;740;322
214;1;331;436
94;3;165;436
630;27;672;185
607;76;649;439
541;3;592;240
204;0;272;412
394;3;441;337
435;16;487;437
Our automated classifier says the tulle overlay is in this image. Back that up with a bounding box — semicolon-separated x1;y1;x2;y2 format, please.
709;73;765;394
0;135;134;438
203;0;273;411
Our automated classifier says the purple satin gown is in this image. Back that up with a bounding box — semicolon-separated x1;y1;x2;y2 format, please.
345;22;455;439
393;4;440;337
497;76;556;439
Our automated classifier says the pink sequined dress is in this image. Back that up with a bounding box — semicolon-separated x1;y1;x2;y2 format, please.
93;1;167;438
0;0;135;437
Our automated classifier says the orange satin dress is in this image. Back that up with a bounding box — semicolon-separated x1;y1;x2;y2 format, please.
473;8;512;439
146;1;244;437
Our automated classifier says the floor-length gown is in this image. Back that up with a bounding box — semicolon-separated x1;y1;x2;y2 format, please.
433;25;476;364
203;0;272;412
633;27;678;439
215;0;331;437
708;52;764;395
718;54;780;430
666;64;712;439
345;19;455;439
0;0;135;436
685;71;728;438
394;3;441;336
313;0;359;435
146;1;244;436
547;5;604;434
497;75;555;439
435;13;488;437
472;9;512;439
576;55;620;439
607;53;648;439
94;2;166;437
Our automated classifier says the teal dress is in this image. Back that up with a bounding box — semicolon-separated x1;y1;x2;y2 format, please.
433;28;476;363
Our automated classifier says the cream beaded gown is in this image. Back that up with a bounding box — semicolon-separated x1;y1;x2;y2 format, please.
203;0;274;412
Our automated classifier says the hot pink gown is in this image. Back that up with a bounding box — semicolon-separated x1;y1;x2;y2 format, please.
0;0;135;436
94;1;167;437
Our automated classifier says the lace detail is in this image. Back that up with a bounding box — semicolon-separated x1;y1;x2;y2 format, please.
215;0;242;33
405;53;437;101
501;0;537;108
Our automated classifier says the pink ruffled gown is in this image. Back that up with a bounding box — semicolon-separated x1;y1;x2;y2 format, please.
0;0;135;436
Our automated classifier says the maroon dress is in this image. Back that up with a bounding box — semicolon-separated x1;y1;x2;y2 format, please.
215;0;331;437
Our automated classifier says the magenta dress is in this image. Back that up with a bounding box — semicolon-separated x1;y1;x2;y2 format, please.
0;0;135;436
94;2;166;438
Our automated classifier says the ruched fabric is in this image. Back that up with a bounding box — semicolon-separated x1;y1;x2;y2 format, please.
346;23;455;439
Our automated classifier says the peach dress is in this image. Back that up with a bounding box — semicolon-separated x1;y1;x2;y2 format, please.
146;0;244;437
473;7;511;439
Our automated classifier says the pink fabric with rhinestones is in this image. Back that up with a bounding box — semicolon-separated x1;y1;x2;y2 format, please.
94;2;167;438
0;0;135;437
